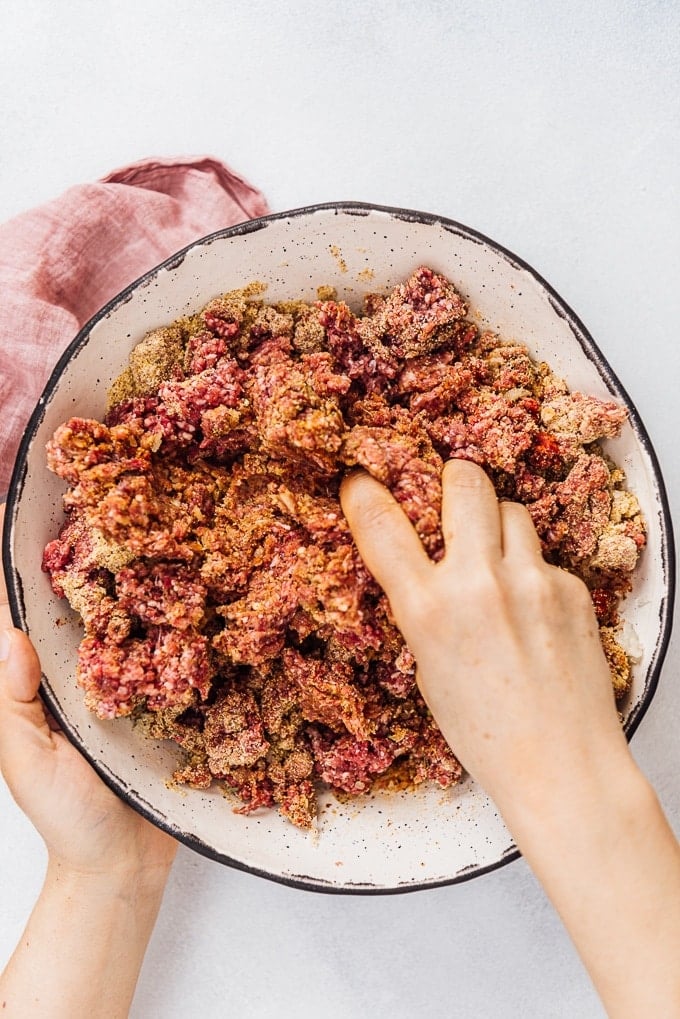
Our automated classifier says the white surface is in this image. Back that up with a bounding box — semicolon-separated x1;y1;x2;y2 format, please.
0;1;679;1015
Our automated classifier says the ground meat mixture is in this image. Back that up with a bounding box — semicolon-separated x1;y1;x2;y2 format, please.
42;267;646;829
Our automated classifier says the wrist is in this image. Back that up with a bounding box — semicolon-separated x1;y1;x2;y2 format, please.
496;747;680;1019
499;739;652;861
45;851;173;904
1;844;173;1019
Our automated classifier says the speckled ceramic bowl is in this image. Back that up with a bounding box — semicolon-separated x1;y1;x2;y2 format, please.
3;203;675;893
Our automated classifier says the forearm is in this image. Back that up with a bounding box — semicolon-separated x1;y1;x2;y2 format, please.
503;755;680;1019
341;464;680;1014
0;859;170;1018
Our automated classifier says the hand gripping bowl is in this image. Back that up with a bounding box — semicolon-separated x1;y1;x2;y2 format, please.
3;203;675;893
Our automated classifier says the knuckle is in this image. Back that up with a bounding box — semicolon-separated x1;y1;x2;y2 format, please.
403;579;440;620
504;500;533;528
518;565;553;601
558;568;595;609
535;565;594;617
448;563;502;610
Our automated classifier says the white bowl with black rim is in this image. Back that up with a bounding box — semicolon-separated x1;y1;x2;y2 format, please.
3;203;674;893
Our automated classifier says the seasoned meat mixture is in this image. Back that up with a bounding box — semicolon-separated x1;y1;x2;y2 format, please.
43;267;645;828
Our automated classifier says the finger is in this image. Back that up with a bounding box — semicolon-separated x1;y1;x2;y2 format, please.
440;459;502;562
340;470;432;599
0;628;42;703
0;629;53;770
0;628;61;734
499;501;545;561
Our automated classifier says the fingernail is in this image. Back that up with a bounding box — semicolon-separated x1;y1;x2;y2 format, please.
0;630;11;663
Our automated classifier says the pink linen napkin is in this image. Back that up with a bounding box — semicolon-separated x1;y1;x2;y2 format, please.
0;156;269;495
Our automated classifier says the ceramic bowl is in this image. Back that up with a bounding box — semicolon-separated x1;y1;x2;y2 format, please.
3;203;674;893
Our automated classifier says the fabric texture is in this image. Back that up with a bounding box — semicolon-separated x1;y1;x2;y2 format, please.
0;156;269;495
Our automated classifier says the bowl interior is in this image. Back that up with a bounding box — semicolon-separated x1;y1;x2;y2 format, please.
4;204;673;892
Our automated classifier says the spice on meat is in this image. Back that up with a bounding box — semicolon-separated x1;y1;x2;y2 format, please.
42;267;645;828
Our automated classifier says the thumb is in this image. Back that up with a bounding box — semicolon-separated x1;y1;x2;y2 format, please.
0;628;54;789
0;628;70;836
0;628;43;704
340;470;432;602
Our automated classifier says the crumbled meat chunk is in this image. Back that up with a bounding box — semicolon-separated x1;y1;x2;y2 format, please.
116;561;207;630
541;392;628;444
203;690;270;772
599;627;632;698
250;355;347;473
76;627;212;719
356;266;471;359
43;267;644;829
310;729;401;795
128;325;186;395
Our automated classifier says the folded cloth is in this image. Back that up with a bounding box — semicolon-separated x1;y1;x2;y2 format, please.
0;156;269;495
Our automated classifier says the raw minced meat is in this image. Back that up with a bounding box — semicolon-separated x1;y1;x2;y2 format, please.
42;266;645;829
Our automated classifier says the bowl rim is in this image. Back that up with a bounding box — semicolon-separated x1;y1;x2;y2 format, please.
2;200;676;894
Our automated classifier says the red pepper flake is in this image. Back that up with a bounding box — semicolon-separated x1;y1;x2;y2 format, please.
526;431;563;474
591;587;618;625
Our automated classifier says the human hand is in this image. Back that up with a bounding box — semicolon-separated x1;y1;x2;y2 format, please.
0;628;177;882
340;459;632;823
0;503;176;882
342;465;680;1019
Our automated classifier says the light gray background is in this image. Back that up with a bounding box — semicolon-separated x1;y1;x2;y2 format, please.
1;2;679;1016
